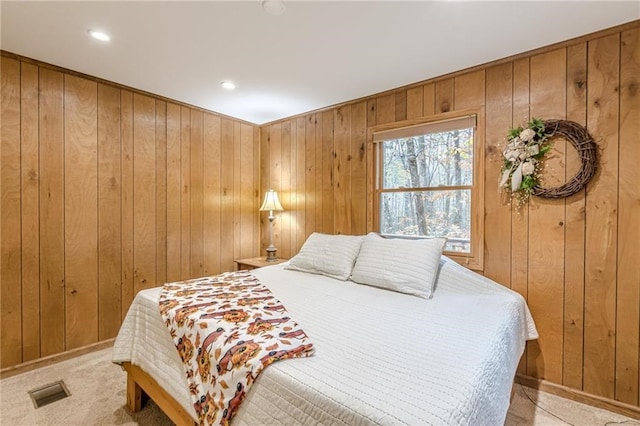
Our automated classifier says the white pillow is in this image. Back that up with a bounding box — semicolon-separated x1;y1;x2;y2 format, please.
286;233;364;280
350;232;446;299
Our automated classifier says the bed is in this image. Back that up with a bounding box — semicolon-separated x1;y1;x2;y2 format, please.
112;252;538;426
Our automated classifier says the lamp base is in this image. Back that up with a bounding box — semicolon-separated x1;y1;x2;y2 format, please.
265;246;278;262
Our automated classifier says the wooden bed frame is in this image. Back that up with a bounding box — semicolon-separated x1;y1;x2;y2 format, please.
122;362;196;426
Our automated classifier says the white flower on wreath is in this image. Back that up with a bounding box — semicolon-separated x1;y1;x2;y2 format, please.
522;161;536;176
520;128;536;142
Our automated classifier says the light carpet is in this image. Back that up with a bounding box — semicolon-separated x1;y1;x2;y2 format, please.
0;347;637;425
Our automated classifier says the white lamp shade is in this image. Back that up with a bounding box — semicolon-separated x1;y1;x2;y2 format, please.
259;189;284;212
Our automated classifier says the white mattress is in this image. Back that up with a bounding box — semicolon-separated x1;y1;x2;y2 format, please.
113;256;538;425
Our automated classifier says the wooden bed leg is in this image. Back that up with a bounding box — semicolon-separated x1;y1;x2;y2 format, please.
127;371;143;412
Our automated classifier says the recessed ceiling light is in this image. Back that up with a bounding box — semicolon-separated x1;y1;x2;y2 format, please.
221;81;236;90
88;30;110;41
262;0;285;16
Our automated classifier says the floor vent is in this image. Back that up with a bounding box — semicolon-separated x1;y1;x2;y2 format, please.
28;380;71;408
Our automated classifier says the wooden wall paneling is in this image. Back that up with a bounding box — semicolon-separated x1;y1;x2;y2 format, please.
240;123;255;259
304;117;316;240
132;94;157;293
563;42;588;391
203;113;221;275
97;83;122;340
366;99;377;233
268;123;282;255
20;62;40;361
333;107;351;234
395;91;407;121
279;121;292;258
121;91;134;316
314;114;324;235
284;122;296;253
350;102;367;235
321;111;335;235
584;33;620;400
253;126;261;258
376;94;395;124
155;100;167;287
422;83;436;117
295;118;306;249
38;67;65;356
165;103;182;282
406;86;424;119
435;78;454;113
511;57;530;375
454;70;485;109
64;74;98;350
1;57;23;367
219;118;234;272
180;107;191;279
526;49;567;383
190;110;204;278
615;27;639;406
259;126;270;256
232;122;242;264
484;63;513;286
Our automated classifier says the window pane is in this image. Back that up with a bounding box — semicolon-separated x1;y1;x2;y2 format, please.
380;190;471;253
382;128;473;189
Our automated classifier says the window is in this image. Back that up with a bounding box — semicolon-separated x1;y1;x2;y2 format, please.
371;111;484;270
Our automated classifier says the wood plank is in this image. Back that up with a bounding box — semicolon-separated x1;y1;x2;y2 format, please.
376;93;395;124
584;33;620;400
616;27;639;406
315;113;323;235
350;102;367;235
322;110;335;235
422;83;436;116
180;107;191;279
366;99;377;233
563;42;587;391
38;67;65;357
132;94;156;293
435;78;454;113
166;103;182;282
406;86;424;119
259;126;270;256
333;106;351;234
395;91;407;121
287;122;298;253
295;118;306;248
253;126;261;257
484;63;513;286
1;57;22;367
304;117;316;240
155;100;167;287
20;62;40;361
240;123;255;259
267;123;282;254
121;91;134;316
233;122;242;264
527;49;567;383
454;70;485;109
97;83;122;340
64;74;98;350
190;110;203;278
203;113;221;275
279;121;292;258
511;57;530;375
220;118;234;272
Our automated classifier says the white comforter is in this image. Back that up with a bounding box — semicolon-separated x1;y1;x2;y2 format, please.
113;256;537;425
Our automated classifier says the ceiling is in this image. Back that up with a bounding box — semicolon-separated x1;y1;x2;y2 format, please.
2;1;638;125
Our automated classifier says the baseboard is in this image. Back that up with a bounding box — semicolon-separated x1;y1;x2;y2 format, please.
516;374;640;420
0;339;114;379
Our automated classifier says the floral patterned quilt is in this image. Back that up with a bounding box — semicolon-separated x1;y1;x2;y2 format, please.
159;270;314;425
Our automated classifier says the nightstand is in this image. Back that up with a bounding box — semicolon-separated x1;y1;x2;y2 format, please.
234;256;288;271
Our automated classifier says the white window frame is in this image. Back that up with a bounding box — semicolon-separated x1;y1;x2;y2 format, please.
369;109;485;271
